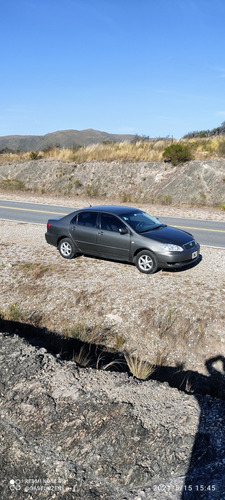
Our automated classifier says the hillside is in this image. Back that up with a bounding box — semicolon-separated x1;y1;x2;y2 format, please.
0;158;224;207
0;129;135;152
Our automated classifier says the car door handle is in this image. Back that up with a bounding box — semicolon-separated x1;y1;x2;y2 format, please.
98;231;104;235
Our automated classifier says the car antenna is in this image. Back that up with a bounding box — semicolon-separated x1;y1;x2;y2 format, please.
88;202;92;207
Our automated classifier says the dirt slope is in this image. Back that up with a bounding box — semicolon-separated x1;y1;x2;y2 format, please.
0;159;224;206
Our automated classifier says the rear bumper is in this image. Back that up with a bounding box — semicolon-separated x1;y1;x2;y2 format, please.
45;232;58;247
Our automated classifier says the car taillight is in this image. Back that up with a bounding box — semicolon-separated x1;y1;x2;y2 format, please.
47;223;51;230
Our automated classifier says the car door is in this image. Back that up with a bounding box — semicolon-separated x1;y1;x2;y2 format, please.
96;212;131;260
69;211;99;254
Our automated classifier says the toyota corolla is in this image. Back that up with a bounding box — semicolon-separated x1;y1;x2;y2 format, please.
45;205;200;274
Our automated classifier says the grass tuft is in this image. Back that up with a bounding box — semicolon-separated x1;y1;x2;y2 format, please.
4;302;22;321
124;353;155;380
73;345;92;367
62;322;109;346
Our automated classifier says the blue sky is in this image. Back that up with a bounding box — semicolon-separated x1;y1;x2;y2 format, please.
1;0;225;138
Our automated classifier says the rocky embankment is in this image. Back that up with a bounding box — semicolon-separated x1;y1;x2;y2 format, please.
1;324;225;500
0;159;224;206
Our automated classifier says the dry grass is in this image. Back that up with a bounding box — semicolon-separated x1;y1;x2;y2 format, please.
124;353;156;380
0;302;23;321
1;136;224;164
16;262;51;279
73;345;92;367
62;322;110;346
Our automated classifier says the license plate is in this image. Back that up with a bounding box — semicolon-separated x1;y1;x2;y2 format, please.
192;251;197;259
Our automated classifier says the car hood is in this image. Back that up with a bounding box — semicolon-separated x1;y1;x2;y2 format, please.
140;225;194;245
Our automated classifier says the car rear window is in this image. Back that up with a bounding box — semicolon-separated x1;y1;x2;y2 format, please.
76;211;97;227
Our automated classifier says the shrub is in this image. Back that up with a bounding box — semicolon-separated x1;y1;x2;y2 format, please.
5;302;22;321
156;194;173;205
183;121;225;138
218;141;225;157
162;143;193;165
86;185;99;197
29;151;38;160
121;192;132;203
0;179;25;191
74;179;82;188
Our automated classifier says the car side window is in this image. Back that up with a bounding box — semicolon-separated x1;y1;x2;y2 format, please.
76;211;97;227
101;213;126;232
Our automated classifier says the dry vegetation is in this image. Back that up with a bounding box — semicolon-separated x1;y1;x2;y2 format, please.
1;135;225;164
124;353;156;380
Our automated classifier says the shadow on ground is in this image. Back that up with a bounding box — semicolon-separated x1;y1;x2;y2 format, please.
0;316;224;401
79;253;202;274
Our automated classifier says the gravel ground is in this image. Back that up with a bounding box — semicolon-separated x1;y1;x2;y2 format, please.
1;195;224;376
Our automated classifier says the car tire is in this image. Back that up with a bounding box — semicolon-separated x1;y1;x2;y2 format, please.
135;250;158;274
58;238;76;259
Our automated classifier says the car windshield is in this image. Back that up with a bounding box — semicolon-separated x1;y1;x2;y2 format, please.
121;210;164;233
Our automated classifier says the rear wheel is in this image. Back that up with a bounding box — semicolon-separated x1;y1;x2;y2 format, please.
58;238;76;259
135;250;158;274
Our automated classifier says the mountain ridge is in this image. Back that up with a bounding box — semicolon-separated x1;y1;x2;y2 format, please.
0;129;135;152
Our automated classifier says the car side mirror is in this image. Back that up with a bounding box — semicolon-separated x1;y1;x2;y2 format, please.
119;227;128;235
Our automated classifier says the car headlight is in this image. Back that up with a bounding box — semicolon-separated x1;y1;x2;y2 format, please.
161;243;183;252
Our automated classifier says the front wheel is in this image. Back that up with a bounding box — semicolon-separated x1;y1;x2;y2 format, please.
135;250;158;274
58;238;76;259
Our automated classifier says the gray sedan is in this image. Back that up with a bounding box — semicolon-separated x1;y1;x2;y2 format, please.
45;205;200;274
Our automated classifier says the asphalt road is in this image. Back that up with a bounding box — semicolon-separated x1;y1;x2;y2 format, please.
0;199;225;249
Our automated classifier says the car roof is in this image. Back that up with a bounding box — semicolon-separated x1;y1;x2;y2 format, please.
79;205;140;215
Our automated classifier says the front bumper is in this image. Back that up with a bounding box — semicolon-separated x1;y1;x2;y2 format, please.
157;244;200;270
